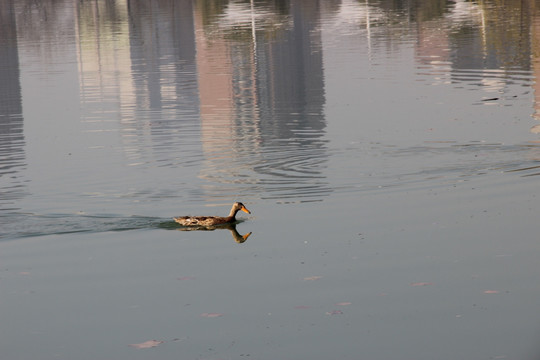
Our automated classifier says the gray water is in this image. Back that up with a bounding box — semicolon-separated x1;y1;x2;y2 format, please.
2;0;540;359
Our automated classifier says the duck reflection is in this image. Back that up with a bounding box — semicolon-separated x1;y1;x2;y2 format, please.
176;222;252;244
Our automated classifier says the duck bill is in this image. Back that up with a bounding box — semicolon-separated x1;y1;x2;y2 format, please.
241;206;251;214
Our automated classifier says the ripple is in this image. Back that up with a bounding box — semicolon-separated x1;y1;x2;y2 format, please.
0;212;168;240
198;136;332;202
0;114;27;211
328;141;540;196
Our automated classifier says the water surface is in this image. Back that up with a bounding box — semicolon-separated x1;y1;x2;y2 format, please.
2;0;540;359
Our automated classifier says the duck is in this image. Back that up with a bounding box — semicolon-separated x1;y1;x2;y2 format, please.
173;202;251;227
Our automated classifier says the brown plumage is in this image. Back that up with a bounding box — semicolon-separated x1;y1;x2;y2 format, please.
173;202;251;227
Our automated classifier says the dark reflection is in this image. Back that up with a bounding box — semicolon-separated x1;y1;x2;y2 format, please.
0;0;26;211
175;222;252;243
14;0;76;44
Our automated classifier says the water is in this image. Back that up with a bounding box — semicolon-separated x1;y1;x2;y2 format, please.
2;0;540;359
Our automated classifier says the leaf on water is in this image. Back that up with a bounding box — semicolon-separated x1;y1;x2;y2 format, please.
303;276;322;281
483;290;499;294
410;282;433;286
177;276;196;281
326;310;343;315
201;313;223;318
129;340;164;349
335;302;351;306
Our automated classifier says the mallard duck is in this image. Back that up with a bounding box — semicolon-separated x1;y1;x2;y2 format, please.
173;202;251;227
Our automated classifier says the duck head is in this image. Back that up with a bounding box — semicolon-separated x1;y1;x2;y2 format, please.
233;202;251;214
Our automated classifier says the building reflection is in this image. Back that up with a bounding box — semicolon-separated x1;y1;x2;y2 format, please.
70;0;540;199
413;0;532;88
332;0;540;132
530;2;540;132
0;0;26;211
194;0;330;202
76;0;200;165
74;0;330;203
11;0;540;208
414;0;539;133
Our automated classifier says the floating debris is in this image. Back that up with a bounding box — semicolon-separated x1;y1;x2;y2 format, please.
129;340;164;349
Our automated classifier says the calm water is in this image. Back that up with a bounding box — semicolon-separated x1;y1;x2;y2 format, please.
2;0;540;359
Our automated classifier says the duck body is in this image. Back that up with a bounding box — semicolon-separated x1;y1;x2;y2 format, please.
174;202;251;227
